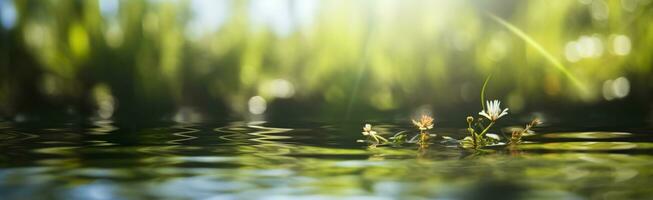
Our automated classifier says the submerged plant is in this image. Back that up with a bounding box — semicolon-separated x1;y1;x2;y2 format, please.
361;124;389;144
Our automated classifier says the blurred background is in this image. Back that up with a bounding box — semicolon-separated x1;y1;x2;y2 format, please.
1;0;652;123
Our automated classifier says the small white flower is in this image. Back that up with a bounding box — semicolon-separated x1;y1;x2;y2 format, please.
361;123;388;144
479;100;509;121
362;124;376;136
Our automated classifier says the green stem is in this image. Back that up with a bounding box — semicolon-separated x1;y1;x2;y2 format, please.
478;121;495;137
419;131;426;142
376;135;389;143
467;122;476;147
471;129;478;148
371;135;380;144
480;74;492;112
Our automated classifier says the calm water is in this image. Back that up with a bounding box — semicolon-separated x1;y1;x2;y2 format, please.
1;119;652;200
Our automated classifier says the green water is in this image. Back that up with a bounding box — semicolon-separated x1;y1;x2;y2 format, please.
1;120;652;199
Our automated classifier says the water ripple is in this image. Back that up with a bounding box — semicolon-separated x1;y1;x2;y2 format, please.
1;122;653;199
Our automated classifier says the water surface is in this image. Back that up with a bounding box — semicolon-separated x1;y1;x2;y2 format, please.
1;120;652;199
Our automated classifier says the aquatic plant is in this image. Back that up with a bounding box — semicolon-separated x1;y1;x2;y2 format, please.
412;115;434;131
389;131;408;146
359;113;539;150
412;114;435;145
359;115;436;146
461;99;509;149
358;76;538;150
510;119;541;145
361;124;389;144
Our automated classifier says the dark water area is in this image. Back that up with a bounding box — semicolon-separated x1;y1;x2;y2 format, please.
1;118;653;200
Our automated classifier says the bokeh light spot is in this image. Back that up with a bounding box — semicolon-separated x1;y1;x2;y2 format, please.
99;0;120;19
565;41;580;62
260;79;295;99
105;22;124;48
185;0;230;40
591;0;609;20
92;84;116;119
248;96;267;115
1;0;17;30
613;35;631;56
68;24;90;58
612;76;630;98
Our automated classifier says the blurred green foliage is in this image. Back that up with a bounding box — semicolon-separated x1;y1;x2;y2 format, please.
1;0;652;120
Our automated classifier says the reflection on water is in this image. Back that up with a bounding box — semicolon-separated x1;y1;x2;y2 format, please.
541;132;632;139
0;120;653;199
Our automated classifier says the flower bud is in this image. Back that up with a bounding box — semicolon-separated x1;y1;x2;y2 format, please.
466;116;474;124
530;119;541;127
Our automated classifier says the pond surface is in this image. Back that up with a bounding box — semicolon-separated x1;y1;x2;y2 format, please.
1;119;652;200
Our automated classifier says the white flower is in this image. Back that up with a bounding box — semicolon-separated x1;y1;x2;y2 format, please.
479;100;509;121
362;123;388;144
362;124;376;136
